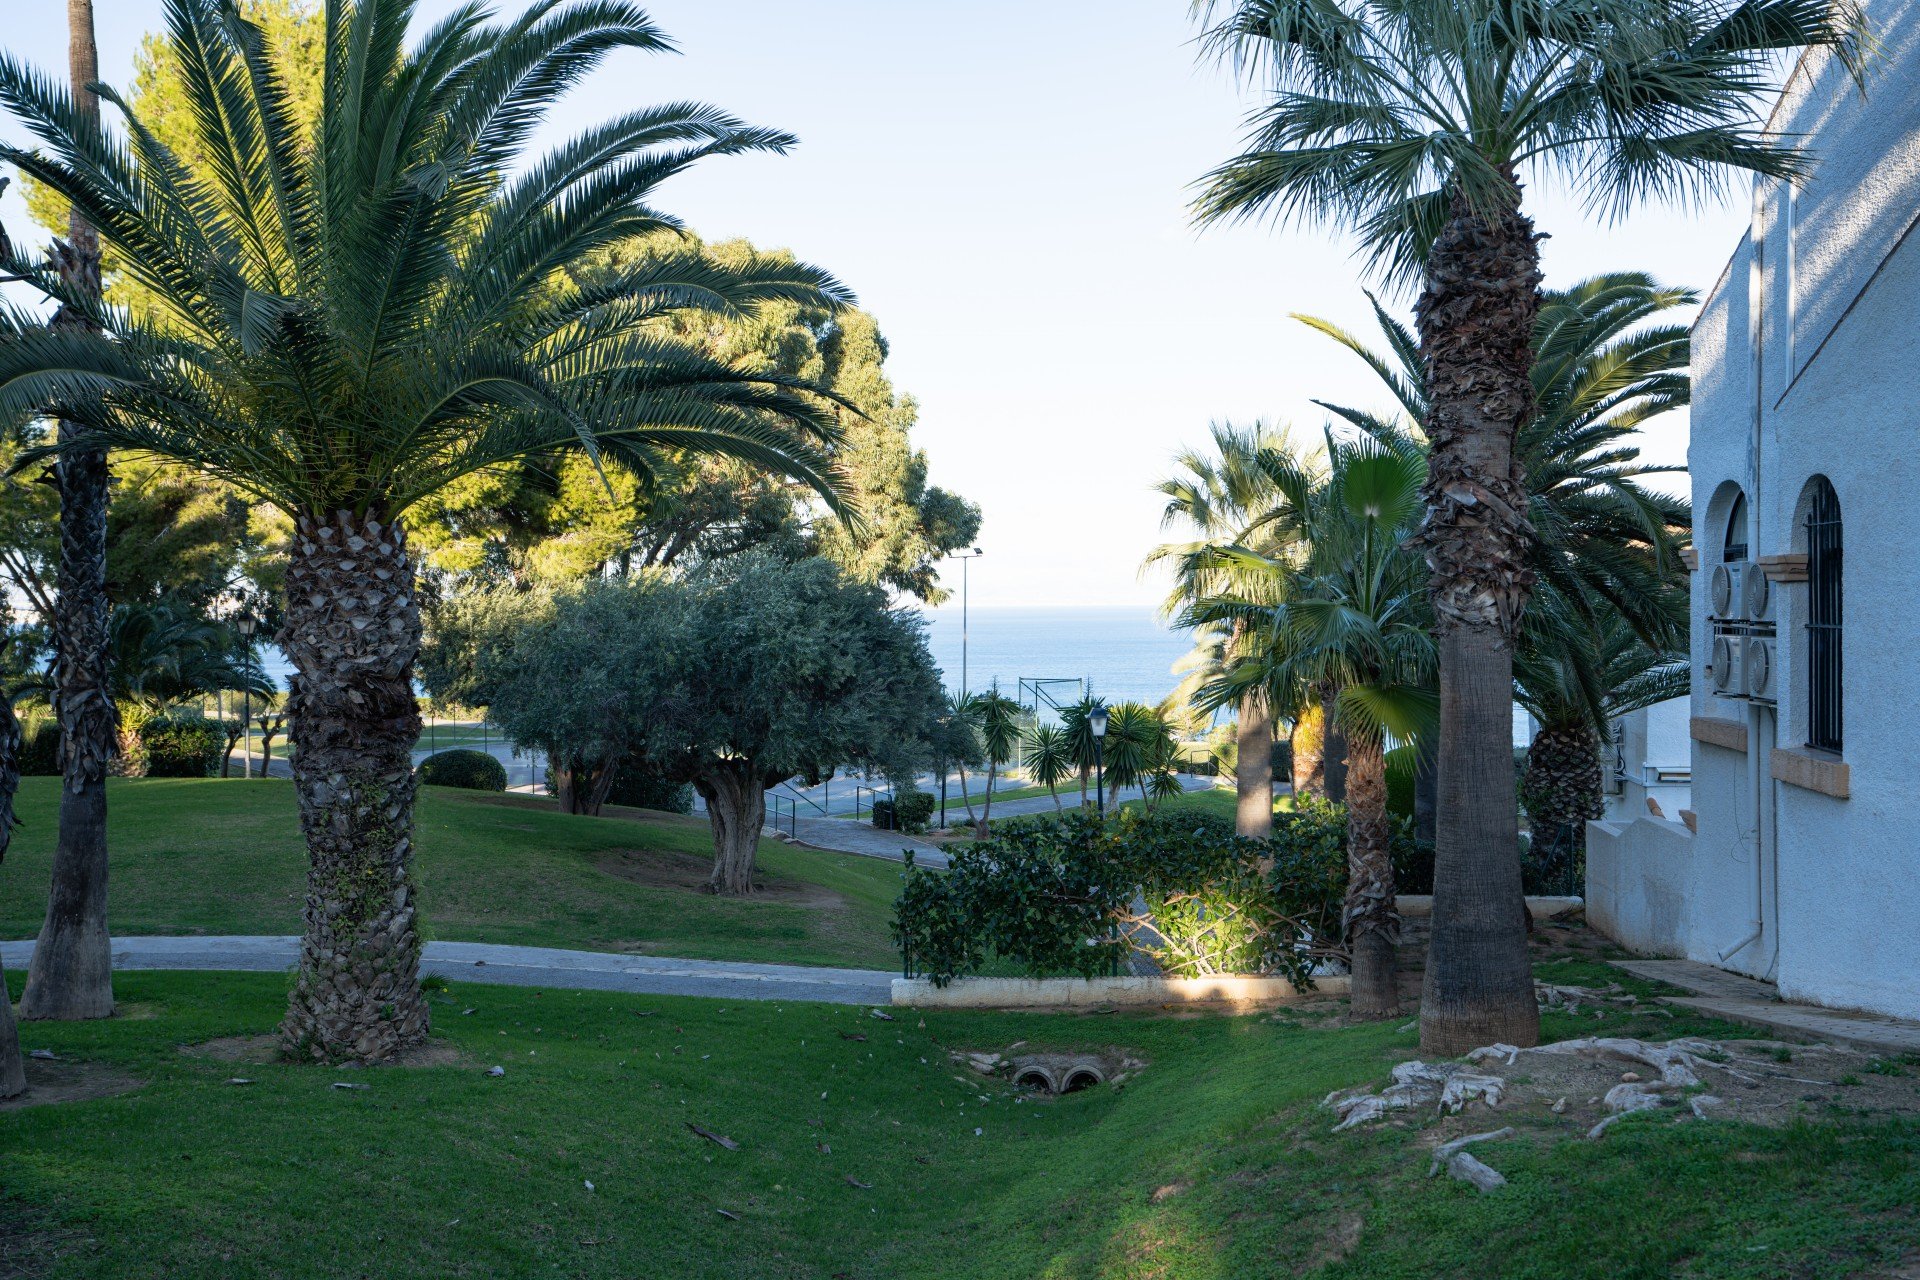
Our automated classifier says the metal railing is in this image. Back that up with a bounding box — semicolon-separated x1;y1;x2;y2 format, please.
765;793;799;839
853;784;895;826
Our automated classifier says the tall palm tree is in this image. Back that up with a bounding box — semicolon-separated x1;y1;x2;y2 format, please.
969;684;1022;836
1191;0;1860;1052
1208;437;1435;1018
1299;273;1693;644
1149;422;1314;836
19;0;115;1024
0;0;855;1063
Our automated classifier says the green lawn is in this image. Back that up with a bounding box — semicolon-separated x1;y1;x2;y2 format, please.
0;779;906;970
4;967;1918;1279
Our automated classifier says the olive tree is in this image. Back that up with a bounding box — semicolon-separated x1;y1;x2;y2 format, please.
643;552;943;893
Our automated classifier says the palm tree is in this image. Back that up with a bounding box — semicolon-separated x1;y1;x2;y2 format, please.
969;685;1022;836
19;0;115;1025
1191;0;1860;1052
1098;702;1176;809
1208;437;1435;1018
1515;601;1689;882
0;679;26;1098
0;0;855;1063
107;598;271;717
1299;273;1693;645
1023;722;1075;811
1149;422;1314;836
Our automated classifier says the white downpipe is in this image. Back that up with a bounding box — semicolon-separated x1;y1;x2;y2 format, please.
1721;174;1776;969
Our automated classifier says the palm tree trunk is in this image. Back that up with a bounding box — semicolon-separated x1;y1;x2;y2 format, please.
956;763;978;827
277;511;430;1064
22;0;114;1023
976;760;996;837
1415;177;1542;1055
0;696;27;1098
1049;782;1061;812
699;764;764;895
1235;689;1273;839
1320;687;1348;803
1344;732;1399;1019
1524;721;1603;893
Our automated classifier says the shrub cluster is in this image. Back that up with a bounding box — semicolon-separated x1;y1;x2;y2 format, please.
140;711;224;777
604;762;694;814
892;808;1349;988
19;715;61;776
417;748;508;792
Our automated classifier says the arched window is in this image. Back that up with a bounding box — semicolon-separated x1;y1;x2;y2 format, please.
1805;477;1842;752
1723;492;1749;562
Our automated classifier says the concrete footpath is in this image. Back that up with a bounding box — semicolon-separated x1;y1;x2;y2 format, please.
0;936;898;1007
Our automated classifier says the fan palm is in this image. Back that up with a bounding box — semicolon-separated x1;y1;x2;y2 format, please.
1205;436;1436;1018
0;0;856;1063
1192;0;1861;1051
1148;422;1316;835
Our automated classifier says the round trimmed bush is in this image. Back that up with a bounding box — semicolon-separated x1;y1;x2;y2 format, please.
417;748;507;791
892;789;936;833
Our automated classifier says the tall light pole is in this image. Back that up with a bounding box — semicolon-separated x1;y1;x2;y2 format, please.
947;546;984;698
235;613;257;779
1090;701;1109;823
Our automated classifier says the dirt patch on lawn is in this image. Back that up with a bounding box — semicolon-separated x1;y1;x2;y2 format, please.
179;1034;470;1068
595;847;849;906
0;1201;95;1279
0;1058;144;1112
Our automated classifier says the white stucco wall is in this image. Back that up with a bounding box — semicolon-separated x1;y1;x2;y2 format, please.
1591;2;1920;1020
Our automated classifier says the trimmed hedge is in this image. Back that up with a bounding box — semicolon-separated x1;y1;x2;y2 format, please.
141;711;224;777
417;748;508;792
893;789;936;833
19;717;60;776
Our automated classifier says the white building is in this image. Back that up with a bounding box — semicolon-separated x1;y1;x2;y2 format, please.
1603;700;1692;825
1587;11;1920;1022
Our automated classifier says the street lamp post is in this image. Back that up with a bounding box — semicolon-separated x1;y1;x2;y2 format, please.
935;713;951;830
947;546;984;698
235;613;257;779
1089;702;1109;823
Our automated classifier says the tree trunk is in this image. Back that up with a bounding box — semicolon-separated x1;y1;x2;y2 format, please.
1321;688;1348;804
0;695;26;1098
1413;735;1438;846
22;0;114;1023
1343;733;1399;1019
1290;702;1325;797
975;759;996;838
1415;178;1543;1055
956;763;978;827
1235;689;1273;839
1523;722;1603;895
700;766;765;895
277;511;430;1064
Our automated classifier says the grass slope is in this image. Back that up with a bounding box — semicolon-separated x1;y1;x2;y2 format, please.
0;779;906;970
4;969;1918;1279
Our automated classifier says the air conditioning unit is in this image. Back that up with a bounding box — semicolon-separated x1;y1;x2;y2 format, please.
1743;563;1771;622
1710;561;1764;622
1710;634;1745;697
1744;635;1775;701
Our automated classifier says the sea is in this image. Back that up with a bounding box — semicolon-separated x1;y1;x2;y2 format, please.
917;604;1532;745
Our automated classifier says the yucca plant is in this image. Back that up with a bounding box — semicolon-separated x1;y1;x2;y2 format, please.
0;0;854;1063
1193;0;1864;1052
1022;722;1075;812
967;684;1023;836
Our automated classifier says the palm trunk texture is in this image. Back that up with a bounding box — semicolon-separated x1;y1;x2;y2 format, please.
1235;690;1273;839
700;765;766;895
1291;702;1325;797
1343;733;1399;1019
1415;178;1543;1055
277;512;430;1063
22;0;114;1023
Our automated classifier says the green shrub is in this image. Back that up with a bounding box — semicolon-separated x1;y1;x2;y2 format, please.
870;797;897;830
417;748;507;792
604;761;694;814
892;808;1346;988
140;710;223;778
893;789;936;833
19;716;60;776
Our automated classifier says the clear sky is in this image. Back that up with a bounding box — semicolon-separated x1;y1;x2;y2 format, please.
1;1;1746;608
